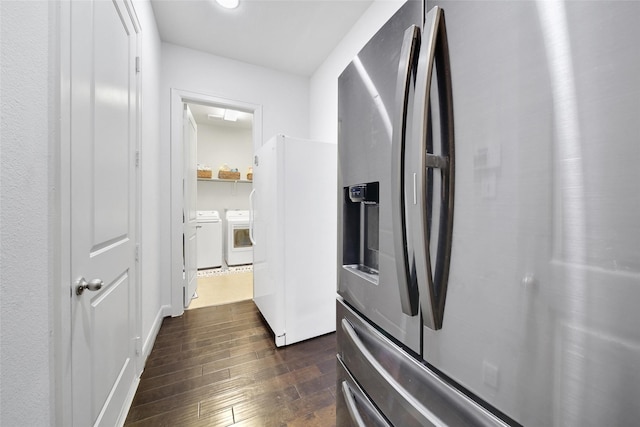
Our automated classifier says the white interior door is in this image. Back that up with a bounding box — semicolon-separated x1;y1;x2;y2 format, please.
70;1;139;425
183;105;198;307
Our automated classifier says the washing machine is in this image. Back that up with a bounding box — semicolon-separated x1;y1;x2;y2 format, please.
225;210;253;266
197;210;222;269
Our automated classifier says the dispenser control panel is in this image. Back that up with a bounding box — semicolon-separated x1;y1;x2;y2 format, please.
348;184;367;203
348;183;379;204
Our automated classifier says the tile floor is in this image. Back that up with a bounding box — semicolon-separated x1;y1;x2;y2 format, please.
188;268;253;310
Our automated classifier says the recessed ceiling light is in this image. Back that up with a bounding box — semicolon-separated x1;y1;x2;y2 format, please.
216;0;239;9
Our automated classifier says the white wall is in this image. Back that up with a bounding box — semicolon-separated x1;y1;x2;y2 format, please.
161;43;310;144
159;43;311;308
197;122;253;213
133;0;166;361
0;1;54;425
197;123;253;178
309;0;406;143
198;178;253;213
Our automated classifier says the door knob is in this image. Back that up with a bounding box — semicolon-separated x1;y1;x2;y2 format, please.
76;277;104;296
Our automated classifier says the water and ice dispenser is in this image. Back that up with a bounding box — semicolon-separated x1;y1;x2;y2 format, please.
342;182;379;282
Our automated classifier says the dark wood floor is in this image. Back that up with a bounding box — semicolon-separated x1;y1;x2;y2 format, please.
124;300;337;426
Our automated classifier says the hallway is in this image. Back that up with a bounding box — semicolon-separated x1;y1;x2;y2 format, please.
125;300;337;426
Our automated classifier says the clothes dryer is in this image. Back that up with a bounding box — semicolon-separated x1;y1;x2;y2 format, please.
225;210;252;266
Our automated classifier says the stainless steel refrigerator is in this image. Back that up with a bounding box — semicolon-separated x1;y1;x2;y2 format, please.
336;1;640;425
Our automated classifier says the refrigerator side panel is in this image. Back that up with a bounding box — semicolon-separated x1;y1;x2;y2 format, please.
421;1;640;425
282;137;337;345
252;135;286;345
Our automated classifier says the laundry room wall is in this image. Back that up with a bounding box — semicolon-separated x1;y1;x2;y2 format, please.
197;121;254;214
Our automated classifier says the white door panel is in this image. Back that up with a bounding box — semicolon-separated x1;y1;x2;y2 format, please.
184;105;198;307
93;2;131;243
70;0;138;425
91;273;131;412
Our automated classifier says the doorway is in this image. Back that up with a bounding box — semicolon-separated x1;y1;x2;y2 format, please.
187;102;255;310
170;89;262;316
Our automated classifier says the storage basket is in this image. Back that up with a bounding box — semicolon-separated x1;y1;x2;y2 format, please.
197;170;212;179
247;173;253;181
218;170;241;180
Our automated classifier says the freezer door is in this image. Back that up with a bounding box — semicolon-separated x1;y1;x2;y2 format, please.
337;298;509;427
338;0;424;354
337;356;392;427
421;1;640;425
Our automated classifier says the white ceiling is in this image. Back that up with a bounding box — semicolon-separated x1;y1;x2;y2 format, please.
150;0;374;76
188;103;253;128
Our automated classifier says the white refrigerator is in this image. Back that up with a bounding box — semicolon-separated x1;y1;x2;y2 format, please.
251;134;337;347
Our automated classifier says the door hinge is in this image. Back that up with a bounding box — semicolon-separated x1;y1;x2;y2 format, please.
135;150;140;167
135;244;140;262
135;336;142;356
135;56;140;73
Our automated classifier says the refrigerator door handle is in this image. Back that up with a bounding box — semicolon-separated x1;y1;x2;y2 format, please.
391;24;421;316
249;188;256;245
412;6;455;330
341;381;368;427
341;379;392;427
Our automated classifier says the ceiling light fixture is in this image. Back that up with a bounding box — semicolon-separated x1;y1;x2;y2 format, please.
216;0;239;9
223;109;239;122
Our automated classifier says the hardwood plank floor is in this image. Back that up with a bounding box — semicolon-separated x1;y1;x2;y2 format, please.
125;300;337;426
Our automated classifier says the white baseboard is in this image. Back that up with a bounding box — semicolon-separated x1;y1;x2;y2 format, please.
117;304;171;426
142;304;172;363
116;376;140;427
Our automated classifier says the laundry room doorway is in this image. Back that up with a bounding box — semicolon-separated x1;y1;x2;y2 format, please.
170;89;262;315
